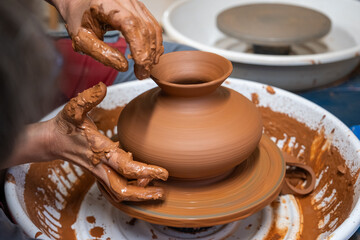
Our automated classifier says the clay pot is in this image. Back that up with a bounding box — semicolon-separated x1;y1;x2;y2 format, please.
117;51;263;180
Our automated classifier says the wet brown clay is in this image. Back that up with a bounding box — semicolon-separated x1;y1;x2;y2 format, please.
281;152;316;196
259;106;355;239
22;105;355;239
117;51;263;180
101;134;285;227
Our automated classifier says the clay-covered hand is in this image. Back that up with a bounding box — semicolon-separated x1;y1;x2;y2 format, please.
51;0;164;79
49;82;168;201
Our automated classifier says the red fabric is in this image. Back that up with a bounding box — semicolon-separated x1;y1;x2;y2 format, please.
55;37;127;99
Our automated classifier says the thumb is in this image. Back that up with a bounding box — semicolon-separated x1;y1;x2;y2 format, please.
61;82;107;125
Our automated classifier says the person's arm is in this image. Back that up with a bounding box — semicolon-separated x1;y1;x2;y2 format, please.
5;83;168;202
48;0;164;79
2;122;52;168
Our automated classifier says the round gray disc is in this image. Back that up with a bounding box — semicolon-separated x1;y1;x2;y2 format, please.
217;3;331;46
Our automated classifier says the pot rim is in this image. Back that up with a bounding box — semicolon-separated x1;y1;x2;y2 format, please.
150;51;233;97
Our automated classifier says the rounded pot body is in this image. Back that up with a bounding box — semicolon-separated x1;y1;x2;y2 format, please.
118;86;262;180
118;51;262;180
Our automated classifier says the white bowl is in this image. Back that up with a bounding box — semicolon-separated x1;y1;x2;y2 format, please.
163;0;360;91
5;79;360;239
140;0;177;23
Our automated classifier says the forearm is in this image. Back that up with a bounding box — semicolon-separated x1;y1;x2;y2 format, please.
3;122;53;169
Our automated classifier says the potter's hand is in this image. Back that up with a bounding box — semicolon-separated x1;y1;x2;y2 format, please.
51;82;168;201
51;0;164;79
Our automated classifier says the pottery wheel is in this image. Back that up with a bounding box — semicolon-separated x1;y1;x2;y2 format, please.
100;134;285;227
216;3;331;47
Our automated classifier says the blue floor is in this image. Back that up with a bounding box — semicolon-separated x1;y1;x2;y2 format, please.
298;67;360;128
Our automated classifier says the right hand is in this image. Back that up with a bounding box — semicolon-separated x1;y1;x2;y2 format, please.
52;0;164;79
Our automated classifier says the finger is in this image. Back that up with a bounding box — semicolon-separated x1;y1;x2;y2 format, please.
98;179;122;202
120;15;152;80
137;1;164;63
61;82;107;125
90;1;152;79
100;164;165;201
108;148;169;181
79;121;114;165
80;124;169;181
71;159;165;202
136;178;151;187
134;64;151;80
130;0;156;63
78;118;169;181
107;8;152;79
73;120;168;182
72;28;128;72
96;164;127;202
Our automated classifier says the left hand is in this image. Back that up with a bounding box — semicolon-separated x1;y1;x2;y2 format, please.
51;0;164;79
48;82;168;201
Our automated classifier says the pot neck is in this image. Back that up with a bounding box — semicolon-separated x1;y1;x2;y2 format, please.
152;77;226;98
149;51;233;97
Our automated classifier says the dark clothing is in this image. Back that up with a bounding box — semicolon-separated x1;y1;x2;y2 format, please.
0;209;35;240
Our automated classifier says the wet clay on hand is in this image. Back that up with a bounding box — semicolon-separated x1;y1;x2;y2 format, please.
53;0;164;79
53;82;168;201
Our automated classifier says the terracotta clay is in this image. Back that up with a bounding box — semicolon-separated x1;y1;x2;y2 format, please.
100;134;285;227
281;151;316;195
24;160;94;240
22;105;356;239
259;106;355;239
117;51;263;180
